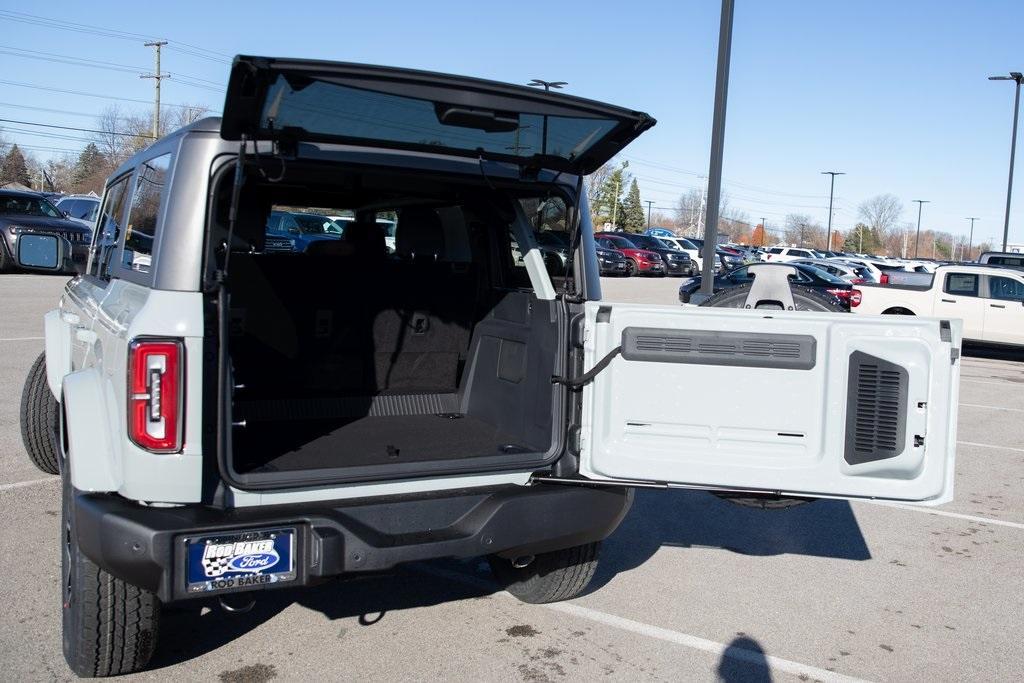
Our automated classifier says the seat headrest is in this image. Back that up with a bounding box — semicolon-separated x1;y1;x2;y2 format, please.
397;208;444;260
345;220;386;259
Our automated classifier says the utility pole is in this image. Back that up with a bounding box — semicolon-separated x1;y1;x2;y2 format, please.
759;217;766;246
965;217;979;261
821;171;845;251
141;41;169;140
611;175;621;228
645;200;654;228
989;72;1022;252
912;199;929;258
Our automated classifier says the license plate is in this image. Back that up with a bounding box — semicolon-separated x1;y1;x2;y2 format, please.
184;528;296;594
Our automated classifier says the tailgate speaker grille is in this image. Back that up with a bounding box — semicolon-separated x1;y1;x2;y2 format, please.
622;328;816;370
844;351;908;465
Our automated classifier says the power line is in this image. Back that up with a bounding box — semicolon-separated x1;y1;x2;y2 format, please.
0;10;232;63
0;79;221;112
0;118;156;139
0;44;224;91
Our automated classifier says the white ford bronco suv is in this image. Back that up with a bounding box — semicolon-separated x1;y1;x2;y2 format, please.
17;56;962;677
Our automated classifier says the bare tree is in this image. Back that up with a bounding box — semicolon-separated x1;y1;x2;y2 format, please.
675;187;704;235
857;194;903;239
783;213;824;247
585;161;614;210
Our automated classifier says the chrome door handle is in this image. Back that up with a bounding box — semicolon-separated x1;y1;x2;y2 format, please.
940;298;955;303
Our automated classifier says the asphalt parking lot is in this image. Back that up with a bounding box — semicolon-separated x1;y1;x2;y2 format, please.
1;273;1022;682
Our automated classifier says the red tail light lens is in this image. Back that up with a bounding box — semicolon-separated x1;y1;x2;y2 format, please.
128;339;184;453
880;273;890;284
851;278;865;284
850;289;862;307
826;288;852;299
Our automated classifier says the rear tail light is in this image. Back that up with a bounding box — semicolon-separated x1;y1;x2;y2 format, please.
128;339;184;453
880;273;890;284
850;289;862;307
851;278;865;284
826;288;852;299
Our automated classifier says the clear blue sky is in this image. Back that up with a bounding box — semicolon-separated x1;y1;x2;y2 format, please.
1;0;1021;245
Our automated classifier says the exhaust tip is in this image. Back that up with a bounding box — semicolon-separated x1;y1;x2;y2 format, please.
218;593;256;614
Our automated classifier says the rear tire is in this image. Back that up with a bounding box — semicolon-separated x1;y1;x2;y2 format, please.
699;283;846;312
625;259;637;277
62;461;160;677
489;542;600;604
20;352;60;475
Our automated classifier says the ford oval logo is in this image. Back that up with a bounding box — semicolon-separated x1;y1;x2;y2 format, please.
227;551;280;573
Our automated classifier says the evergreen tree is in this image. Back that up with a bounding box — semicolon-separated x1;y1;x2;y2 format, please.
72;143;105;186
0;144;31;186
842;223;883;253
621;178;646;233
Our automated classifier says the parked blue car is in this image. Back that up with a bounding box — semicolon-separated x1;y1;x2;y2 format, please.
264;210;345;252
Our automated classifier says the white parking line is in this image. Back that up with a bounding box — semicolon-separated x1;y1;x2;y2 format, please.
960;378;1024;388
0;477;58;492
869;502;1024;530
0;336;44;342
958;440;1024;454
413;564;870;683
959;403;1024;413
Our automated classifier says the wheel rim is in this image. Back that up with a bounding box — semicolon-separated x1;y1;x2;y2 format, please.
626;260;636;275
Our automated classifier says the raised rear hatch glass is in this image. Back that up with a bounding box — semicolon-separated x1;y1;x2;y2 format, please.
221;56;655;175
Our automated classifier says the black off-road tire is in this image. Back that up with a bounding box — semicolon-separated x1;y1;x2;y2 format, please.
699;282;846;312
20;352;60;475
489;542;600;604
62;464;160;677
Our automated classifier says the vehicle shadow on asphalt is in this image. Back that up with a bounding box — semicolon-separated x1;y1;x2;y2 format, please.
588;489;871;594
151;490;868;669
151;567;497;670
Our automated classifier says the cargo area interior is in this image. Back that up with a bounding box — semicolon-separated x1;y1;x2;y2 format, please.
210;161;566;484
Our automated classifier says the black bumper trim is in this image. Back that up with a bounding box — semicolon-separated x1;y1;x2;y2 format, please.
74;484;632;602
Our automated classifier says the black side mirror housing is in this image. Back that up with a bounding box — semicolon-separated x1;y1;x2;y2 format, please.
16;233;71;272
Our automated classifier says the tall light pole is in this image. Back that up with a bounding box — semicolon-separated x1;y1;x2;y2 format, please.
821;171;844;250
989;72;1022;252
912;199;930;258
699;0;735;296
965;217;979;261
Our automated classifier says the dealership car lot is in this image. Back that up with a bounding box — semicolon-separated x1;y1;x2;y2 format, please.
2;273;1022;682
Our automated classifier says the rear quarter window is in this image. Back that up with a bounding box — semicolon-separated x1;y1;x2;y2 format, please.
122;153;172;275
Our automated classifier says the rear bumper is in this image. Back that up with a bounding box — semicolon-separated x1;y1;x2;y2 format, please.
74;483;632;603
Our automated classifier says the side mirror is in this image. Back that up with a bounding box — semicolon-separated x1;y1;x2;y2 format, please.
17;233;69;272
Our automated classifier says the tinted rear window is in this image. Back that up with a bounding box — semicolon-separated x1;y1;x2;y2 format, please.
988;255;1024;267
261;75;619;165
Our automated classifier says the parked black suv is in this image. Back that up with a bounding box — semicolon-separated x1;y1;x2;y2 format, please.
0;189;91;272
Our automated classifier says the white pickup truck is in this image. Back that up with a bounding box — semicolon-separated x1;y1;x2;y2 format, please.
852;264;1024;347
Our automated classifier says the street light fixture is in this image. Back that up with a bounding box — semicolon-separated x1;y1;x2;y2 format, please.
912;199;930;258
821;171;845;250
965;217;979;261
989;72;1022;252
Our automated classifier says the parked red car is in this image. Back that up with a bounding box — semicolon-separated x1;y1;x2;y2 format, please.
595;233;665;276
